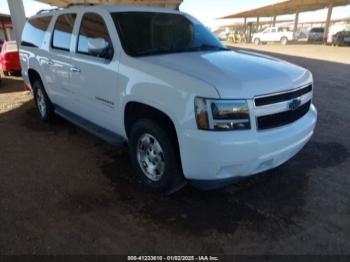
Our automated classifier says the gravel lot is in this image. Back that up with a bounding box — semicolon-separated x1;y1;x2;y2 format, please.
0;45;350;255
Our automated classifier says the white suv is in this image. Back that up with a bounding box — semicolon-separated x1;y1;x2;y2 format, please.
20;5;317;193
253;26;294;45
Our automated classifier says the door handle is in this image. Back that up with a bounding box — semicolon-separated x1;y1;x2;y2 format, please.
70;66;81;73
47;59;54;65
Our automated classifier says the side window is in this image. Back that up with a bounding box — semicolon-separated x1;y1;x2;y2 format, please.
21;16;52;48
77;13;114;60
271;28;276;33
278;28;288;32
52;14;76;51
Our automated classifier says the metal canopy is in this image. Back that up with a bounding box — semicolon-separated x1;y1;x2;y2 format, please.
221;0;350;18
35;0;183;9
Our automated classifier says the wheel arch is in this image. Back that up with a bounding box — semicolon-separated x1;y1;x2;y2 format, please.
27;68;42;89
123;101;181;158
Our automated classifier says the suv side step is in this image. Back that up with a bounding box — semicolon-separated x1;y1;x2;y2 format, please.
54;105;125;146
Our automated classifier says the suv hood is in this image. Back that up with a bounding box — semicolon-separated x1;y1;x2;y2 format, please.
140;50;312;98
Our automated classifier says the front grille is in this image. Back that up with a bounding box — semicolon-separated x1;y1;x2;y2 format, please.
254;85;312;106
257;101;311;130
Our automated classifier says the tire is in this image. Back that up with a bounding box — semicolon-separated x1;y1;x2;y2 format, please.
280;37;288;45
32;79;54;122
254;38;261;45
128;119;186;194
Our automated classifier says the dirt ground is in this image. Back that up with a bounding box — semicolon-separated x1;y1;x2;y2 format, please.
0;45;350;255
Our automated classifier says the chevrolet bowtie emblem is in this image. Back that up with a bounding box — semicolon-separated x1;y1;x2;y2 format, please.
288;98;302;111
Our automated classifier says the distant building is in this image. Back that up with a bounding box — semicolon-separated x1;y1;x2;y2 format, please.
0;13;15;41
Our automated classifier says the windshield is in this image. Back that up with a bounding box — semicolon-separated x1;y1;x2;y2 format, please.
311;28;324;33
111;12;228;57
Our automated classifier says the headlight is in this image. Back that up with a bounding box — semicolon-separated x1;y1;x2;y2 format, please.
195;97;250;131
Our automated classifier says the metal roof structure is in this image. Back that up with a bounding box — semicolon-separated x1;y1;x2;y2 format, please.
219;0;350;44
35;0;182;9
6;0;183;46
221;0;350;19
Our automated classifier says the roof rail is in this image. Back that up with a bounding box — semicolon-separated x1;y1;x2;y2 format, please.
36;8;60;15
35;3;93;15
65;3;95;8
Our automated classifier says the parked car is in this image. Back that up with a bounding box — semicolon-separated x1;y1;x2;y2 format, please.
217;31;228;41
252;26;294;45
332;30;350;46
20;5;317;193
327;23;350;45
307;27;324;42
0;41;21;76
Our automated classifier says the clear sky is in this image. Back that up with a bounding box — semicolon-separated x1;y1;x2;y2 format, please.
0;0;349;29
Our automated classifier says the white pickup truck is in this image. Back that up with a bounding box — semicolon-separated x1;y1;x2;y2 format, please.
20;5;317;193
252;26;294;45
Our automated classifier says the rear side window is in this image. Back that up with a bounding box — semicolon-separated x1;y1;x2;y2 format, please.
77;13;113;59
21;16;52;48
278;27;289;32
52;14;76;51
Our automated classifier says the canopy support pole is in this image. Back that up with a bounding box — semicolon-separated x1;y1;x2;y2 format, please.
1;21;8;41
244;17;247;42
257;16;260;31
272;15;276;26
7;0;26;44
324;3;333;44
293;11;299;37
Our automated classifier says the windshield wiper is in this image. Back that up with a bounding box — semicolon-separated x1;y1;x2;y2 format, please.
189;44;230;51
134;45;230;57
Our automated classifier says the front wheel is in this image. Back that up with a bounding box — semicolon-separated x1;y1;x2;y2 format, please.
128;119;186;194
254;38;261;45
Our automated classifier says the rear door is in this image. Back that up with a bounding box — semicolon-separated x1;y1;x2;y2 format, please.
45;13;77;111
69;11;120;133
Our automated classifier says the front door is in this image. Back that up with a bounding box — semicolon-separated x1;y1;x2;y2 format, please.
69;12;119;133
261;28;271;42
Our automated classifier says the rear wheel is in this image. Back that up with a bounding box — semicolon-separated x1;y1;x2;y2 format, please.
33;79;54;122
254;38;261;45
280;37;288;45
128;119;186;194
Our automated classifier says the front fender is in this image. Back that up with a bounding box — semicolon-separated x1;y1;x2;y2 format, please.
117;53;219;138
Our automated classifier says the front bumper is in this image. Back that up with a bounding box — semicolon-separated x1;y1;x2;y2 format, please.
179;104;317;182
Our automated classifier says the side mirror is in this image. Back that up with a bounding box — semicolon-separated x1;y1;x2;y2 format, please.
87;37;109;56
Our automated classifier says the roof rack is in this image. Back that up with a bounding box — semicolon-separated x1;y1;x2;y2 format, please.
65;3;95;8
35;3;94;15
36;8;61;15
